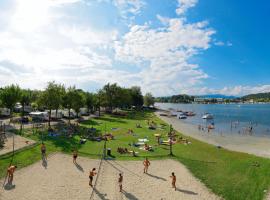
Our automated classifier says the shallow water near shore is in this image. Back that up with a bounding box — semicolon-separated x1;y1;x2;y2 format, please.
155;103;270;137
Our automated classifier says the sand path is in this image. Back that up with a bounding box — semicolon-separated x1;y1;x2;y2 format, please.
0;153;220;200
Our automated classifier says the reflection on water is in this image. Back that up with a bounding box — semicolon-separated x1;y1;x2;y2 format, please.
155;103;270;136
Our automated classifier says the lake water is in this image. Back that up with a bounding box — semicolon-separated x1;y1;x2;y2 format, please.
155;103;270;136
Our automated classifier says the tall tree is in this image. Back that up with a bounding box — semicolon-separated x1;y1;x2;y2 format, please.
100;83;122;112
144;92;155;107
72;90;85;118
130;86;144;109
39;82;63;127
63;86;76;124
0;84;21;117
85;92;94;114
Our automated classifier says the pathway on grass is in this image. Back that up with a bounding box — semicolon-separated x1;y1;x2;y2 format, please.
0;153;220;200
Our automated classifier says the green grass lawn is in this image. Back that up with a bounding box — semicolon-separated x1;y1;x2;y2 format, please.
1;111;270;200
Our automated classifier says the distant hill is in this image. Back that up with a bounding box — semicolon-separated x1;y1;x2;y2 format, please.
198;94;236;99
242;92;270;102
155;94;194;103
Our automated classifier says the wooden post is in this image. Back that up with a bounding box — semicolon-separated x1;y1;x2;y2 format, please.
169;124;173;156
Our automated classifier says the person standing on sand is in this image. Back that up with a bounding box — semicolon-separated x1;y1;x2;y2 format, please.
143;158;151;173
72;150;78;164
7;165;17;185
41;143;47;160
89;168;97;187
118;173;123;192
170;172;176;191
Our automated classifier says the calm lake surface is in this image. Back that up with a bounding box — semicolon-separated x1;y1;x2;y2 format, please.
155;103;270;136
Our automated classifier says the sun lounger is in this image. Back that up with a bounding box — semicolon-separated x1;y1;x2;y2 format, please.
138;139;149;142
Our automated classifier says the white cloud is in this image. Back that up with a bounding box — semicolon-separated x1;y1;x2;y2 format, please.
113;0;145;16
115;16;214;95
176;0;198;15
214;41;225;46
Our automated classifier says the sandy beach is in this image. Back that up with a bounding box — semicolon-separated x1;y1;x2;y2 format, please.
0;153;220;200
156;111;270;158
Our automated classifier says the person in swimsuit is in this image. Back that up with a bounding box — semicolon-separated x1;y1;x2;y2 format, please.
41;143;47;160
170;172;176;191
73;150;78;164
118;173;123;192
143;158;150;173
89;168;97;187
7;165;17;185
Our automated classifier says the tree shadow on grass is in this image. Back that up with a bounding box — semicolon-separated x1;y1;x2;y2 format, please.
176;155;217;164
39;134;82;153
122;190;139;200
93;188;109;200
98;117;127;124
146;173;167;181
80;120;100;126
176;188;198;195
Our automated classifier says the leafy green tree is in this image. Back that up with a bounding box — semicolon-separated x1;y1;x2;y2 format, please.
63;86;77;124
144;92;155;107
0;84;21;117
39;82;63;127
130;86;144;109
72;90;85;118
99;83;123;112
85;92;94;114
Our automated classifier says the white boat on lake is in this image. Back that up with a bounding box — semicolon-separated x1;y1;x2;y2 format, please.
202;113;214;119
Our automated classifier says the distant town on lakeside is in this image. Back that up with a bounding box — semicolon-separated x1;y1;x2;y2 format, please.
155;93;270;104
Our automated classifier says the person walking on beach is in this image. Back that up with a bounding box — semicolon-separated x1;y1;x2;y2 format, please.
143;158;151;173
118;173;123;192
72;150;78;164
41;143;47;160
7;165;17;185
89;168;97;187
170;172;176;191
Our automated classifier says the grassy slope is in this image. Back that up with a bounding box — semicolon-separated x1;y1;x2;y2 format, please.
1;111;270;200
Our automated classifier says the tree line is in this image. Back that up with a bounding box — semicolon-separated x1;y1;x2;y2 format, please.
155;94;195;103
0;82;155;126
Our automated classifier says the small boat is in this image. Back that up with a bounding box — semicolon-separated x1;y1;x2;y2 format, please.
186;112;196;116
179;114;187;119
202;113;214;119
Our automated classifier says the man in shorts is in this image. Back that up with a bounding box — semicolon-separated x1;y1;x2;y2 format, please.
118;173;123;192
7;165;17;185
170;172;176;191
143;158;150;173
73;150;78;164
41;143;47;160
89;168;97;187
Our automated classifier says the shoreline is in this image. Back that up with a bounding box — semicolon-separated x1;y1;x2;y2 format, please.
156;111;270;158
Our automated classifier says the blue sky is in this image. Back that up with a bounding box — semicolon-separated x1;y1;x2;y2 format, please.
0;0;269;96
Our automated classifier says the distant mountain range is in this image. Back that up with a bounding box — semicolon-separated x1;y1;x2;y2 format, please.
155;92;270;103
198;94;237;99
